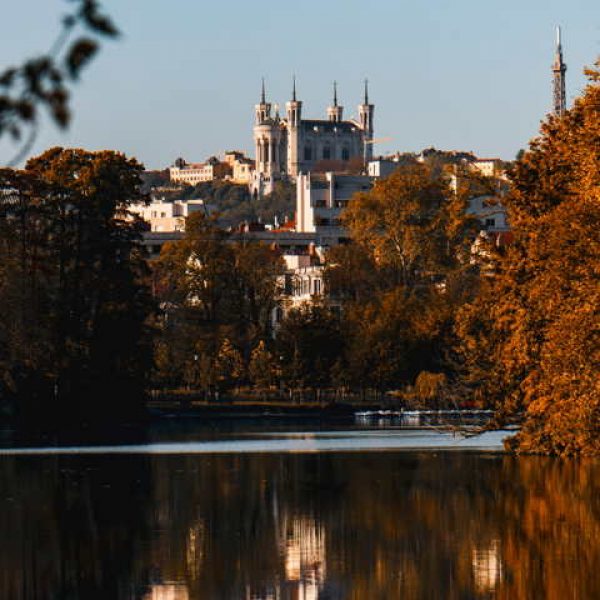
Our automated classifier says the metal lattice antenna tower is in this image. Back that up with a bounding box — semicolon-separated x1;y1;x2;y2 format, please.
552;26;567;116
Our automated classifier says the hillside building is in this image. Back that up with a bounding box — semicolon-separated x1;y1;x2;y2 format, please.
252;79;374;195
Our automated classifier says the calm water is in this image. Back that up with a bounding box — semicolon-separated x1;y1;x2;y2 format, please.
0;424;598;599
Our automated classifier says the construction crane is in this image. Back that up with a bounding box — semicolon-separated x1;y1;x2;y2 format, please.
363;136;393;167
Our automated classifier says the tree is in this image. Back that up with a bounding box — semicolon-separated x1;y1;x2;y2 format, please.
326;162;485;398
276;303;344;400
152;212;284;394
248;340;276;393
455;64;600;454
0;147;153;422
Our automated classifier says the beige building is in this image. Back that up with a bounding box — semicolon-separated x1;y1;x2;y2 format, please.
129;199;208;232
169;160;216;185
232;157;255;184
470;158;504;178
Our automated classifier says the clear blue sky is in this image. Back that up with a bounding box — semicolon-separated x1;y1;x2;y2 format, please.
1;0;599;168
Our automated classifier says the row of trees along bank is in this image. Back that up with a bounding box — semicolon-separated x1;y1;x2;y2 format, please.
0;66;598;452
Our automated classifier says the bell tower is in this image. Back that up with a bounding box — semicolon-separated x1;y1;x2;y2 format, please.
327;81;343;122
286;76;303;176
255;78;271;124
358;79;375;162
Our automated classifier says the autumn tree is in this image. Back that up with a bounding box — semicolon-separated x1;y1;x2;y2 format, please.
276;303;344;400
152;212;284;395
455;64;600;454
325;162;485;398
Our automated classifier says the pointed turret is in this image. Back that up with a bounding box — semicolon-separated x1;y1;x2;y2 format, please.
255;78;271;124
327;80;343;122
286;75;302;128
358;78;375;161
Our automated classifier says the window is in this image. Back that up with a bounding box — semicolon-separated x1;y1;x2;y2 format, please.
485;218;496;228
304;145;312;161
314;279;321;295
323;145;331;160
341;147;350;161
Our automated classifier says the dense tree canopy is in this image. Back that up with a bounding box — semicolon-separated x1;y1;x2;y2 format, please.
0;147;153;422
323;162;485;397
152;212;285;395
455;65;600;454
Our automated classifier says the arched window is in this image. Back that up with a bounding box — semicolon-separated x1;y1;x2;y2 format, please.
323;145;331;160
304;145;312;161
341;146;350;161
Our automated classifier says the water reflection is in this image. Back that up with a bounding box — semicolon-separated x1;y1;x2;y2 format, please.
1;449;599;598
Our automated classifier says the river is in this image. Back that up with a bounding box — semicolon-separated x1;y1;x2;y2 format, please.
0;421;598;599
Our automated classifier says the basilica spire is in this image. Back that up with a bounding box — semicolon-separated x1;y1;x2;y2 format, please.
327;80;343;122
261;77;266;104
363;78;369;105
292;75;297;101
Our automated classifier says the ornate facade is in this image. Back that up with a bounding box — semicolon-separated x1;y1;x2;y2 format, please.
252;79;374;196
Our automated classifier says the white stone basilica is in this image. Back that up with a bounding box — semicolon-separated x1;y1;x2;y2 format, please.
252;79;374;196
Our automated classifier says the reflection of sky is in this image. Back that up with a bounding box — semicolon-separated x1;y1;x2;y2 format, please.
0;430;508;455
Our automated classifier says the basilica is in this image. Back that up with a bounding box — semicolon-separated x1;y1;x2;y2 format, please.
252;79;374;196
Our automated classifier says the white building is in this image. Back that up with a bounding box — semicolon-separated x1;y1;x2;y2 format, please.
367;158;398;178
252;79;374;195
129;199;208;232
467;195;509;232
470;158;505;178
296;172;372;239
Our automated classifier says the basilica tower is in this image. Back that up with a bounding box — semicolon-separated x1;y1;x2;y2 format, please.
358;79;375;162
254;80;283;180
552;26;567;116
327;81;343;122
286;77;303;176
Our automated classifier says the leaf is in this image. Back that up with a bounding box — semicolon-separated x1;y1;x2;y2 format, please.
80;1;119;37
65;38;98;79
0;68;16;87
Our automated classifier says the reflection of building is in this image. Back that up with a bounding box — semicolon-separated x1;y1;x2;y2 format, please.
252;79;374;195
143;583;190;600
472;540;503;593
284;516;326;600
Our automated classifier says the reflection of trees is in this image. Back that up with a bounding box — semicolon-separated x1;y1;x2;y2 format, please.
0;455;152;599
138;453;600;599
2;452;599;598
